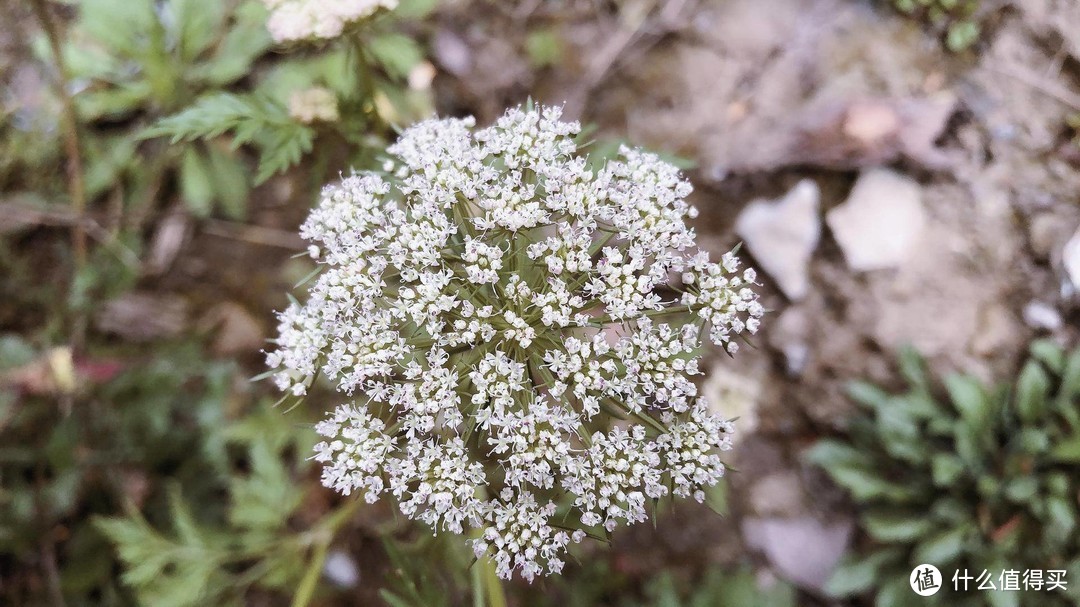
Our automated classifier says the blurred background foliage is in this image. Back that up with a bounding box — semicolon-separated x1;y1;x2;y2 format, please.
811;342;1080;607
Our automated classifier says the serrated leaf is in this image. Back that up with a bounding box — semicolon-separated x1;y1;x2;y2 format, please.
254;123;315;183
227;438;302;531
143;93;273;142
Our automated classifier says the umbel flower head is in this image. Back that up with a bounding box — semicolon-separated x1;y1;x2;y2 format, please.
267;105;764;581
262;0;397;43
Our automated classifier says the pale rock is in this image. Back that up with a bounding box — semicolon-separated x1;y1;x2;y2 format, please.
432;29;472;76
322;551;359;588
703;363;762;443
735;179;821;300
749;471;806;517
1064;226;1080;296
96;292;188;342
1027;213;1068;261
202;302;265;356
827;169;925;271
1023;301;1062;332
742;516;853;592
766;306;811;376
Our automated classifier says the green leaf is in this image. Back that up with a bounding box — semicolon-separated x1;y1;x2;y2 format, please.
1003;477;1038;504
1057;349;1080;407
369;33;424;79
143;93;315;183
1017;428;1050;454
291;540;329;607
1015;360;1051;424
227;437;302;531
913;525;969;565
75;0;157;59
847;380;891;410
945;374;989;427
897;346;929;391
862;510;934;542
1046;496;1077;536
525;30;563;68
76;82;154;121
254;122;315;184
94;496;227;607
1051;435;1080;463
826;551;906;601
806;442;916;502
180;148;214;217
931;454;964;487
1029;339;1065;374
143;93;275;143
206;146;250;220
191;3;272;86
946;21;980;52
0;334;36;370
395;0;440;18
874;577;921;607
167;0;226;62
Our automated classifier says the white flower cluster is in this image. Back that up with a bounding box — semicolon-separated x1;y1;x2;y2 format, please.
262;0;397;43
288;87;340;124
268;105;764;581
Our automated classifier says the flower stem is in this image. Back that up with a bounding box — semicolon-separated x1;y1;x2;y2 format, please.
480;553;507;607
31;0;87;269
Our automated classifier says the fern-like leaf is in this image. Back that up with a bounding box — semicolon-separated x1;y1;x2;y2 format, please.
142;93;316;183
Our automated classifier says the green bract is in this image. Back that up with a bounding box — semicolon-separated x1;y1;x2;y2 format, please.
810;341;1080;607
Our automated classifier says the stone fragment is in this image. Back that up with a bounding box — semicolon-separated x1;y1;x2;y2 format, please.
735;179;821;300
742;516;853;592
827;168;925;271
1064;226;1080;296
702;364;762;443
1023;301;1062;332
749;471;806;517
